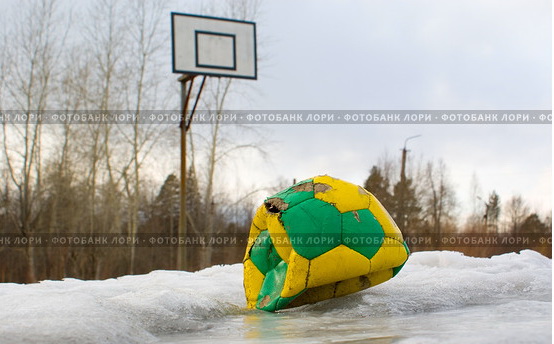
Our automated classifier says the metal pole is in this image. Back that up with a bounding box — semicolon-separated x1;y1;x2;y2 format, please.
178;75;194;270
400;135;422;181
399;135;421;231
400;148;408;184
176;75;206;271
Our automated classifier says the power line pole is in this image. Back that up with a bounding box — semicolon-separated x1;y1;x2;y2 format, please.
400;135;421;182
398;135;421;231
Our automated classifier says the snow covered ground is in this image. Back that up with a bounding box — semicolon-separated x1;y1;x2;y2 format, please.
0;250;551;344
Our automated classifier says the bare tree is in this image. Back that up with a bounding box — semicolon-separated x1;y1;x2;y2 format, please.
81;0;129;278
0;25;6;108
423;159;457;235
41;42;97;279
120;0;167;274
1;0;68;282
464;172;484;232
504;195;530;234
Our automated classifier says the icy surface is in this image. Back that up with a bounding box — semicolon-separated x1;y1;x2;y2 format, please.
0;250;551;343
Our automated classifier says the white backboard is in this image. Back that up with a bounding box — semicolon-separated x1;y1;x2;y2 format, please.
171;12;257;79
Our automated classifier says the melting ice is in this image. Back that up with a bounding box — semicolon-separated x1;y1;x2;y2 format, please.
0;250;550;343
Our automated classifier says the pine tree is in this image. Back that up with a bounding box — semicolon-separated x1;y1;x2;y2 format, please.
391;178;421;235
363;166;393;210
185;166;203;232
519;213;547;234
364;165;422;235
154;174;180;233
486;191;500;232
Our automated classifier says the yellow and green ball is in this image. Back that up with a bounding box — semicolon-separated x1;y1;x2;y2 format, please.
243;175;410;312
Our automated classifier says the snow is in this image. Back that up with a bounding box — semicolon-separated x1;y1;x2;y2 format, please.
0;250;551;343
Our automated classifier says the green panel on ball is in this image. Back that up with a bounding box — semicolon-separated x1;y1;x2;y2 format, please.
250;231;283;275
281;198;341;259
341;209;385;260
256;260;290;311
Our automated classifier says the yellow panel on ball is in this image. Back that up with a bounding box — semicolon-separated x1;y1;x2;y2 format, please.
286;284;336;308
333;269;393;297
369;237;409;273
280;249;310;298
252;204;268;231
243;258;265;309
313;175;370;213
306;244;370;288
267;213;292;264
244;205;269;260
367;192;404;241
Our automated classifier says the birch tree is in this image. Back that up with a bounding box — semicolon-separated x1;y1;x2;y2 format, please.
120;0;167;274
1;0;67;282
423;160;456;235
81;0;128;278
504;195;529;234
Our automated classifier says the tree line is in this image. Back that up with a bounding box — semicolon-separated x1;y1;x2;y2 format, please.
0;0;263;283
363;154;551;257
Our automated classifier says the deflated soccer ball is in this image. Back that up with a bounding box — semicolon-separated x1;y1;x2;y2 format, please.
243;175;410;312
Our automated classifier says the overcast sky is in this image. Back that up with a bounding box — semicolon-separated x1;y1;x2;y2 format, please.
2;0;550;219
195;0;552;218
